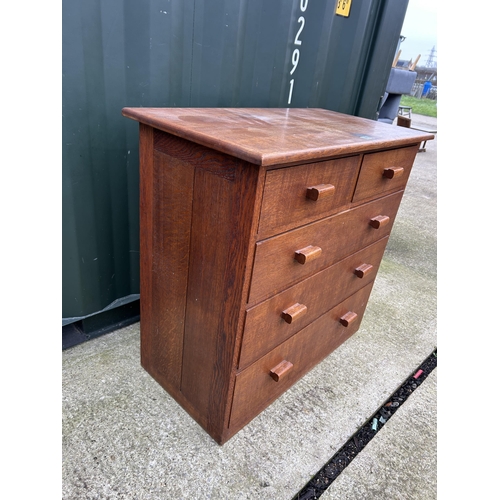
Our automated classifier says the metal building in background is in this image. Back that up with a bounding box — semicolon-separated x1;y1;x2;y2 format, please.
62;0;410;346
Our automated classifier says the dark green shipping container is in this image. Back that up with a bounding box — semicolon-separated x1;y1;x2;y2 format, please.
62;0;409;344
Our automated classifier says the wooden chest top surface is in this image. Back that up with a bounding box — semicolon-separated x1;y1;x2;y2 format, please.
122;107;434;166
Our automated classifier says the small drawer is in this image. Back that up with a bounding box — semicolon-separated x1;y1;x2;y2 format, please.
352;145;418;204
239;237;389;370
258;156;361;238
229;282;374;429
248;190;404;305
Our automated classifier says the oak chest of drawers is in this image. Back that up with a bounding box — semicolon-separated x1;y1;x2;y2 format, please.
122;107;434;444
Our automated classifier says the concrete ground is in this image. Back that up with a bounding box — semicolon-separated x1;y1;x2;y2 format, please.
62;114;437;499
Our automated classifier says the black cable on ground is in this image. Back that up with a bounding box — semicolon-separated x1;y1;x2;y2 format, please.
292;349;437;500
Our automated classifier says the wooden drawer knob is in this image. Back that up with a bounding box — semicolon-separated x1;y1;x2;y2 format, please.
270;360;294;382
306;184;335;201
354;263;374;278
369;215;390;229
339;311;358;327
383;167;405;179
281;303;308;324
294;245;322;264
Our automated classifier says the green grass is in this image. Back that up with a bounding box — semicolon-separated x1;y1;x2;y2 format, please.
400;95;437;118
399;95;437;117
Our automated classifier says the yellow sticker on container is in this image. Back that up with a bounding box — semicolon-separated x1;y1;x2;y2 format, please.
336;0;352;17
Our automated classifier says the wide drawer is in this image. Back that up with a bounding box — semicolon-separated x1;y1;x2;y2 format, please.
239;237;388;370
229;282;374;429
258;156;361;238
352;145;418;204
248;190;404;305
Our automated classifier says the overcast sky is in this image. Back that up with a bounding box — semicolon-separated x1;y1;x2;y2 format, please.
399;0;437;66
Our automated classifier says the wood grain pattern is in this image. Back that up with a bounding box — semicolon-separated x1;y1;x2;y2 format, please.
354;263;374;278
139;128;262;441
248;191;404;306
294;245;323;265
148;148;194;392
353;145;419;203
258;155;361;238
122;107;431;445
369;215;391;229
154;130;236;181
281;303;308;324
239;237;389;370
122;108;434;167
269;360;294;382
339;311;358;327
138;124;155;377
180;151;261;439
306;183;336;201
137;125;217;432
229;282;375;431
